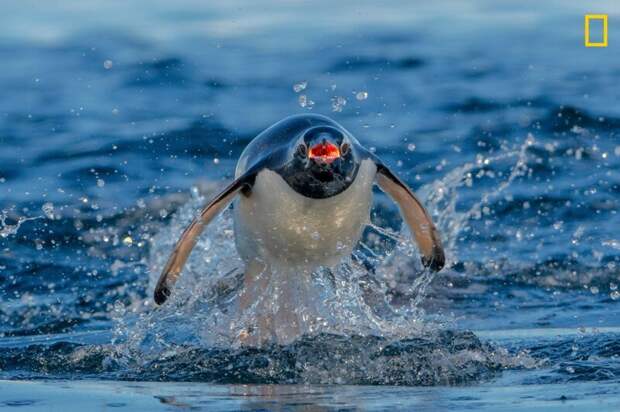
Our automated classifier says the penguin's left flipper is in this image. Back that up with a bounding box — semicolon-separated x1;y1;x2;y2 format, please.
153;171;256;305
375;164;445;272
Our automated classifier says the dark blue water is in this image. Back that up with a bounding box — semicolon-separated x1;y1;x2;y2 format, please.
0;0;619;410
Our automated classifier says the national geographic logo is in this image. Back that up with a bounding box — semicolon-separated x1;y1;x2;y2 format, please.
585;14;608;47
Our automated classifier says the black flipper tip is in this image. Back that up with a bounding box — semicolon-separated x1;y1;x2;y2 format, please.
154;284;171;305
421;246;446;272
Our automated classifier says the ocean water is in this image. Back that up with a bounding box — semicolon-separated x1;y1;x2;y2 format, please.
0;0;619;410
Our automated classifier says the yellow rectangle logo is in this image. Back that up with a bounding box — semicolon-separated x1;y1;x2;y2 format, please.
585;14;608;47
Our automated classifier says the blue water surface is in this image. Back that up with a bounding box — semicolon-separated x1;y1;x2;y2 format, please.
0;0;619;410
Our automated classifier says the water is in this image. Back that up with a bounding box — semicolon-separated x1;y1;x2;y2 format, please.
1;0;619;409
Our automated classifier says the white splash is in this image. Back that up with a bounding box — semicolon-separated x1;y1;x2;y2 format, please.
420;135;534;255
113;135;536;357
331;96;347;112
293;81;307;93
0;211;41;238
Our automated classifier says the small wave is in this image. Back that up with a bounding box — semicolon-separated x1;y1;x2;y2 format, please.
443;97;504;113
0;331;535;385
329;56;425;73
526;333;620;384
119;331;530;385
35;119;252;165
540;105;620;134
125;57;190;88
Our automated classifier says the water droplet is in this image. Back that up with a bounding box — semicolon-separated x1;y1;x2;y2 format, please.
96;178;105;188
355;91;368;101
213;158;220;165
525;133;535;146
407;143;416;152
515;230;523;241
123;236;133;246
42;202;54;219
298;95;314;109
293;81;307;93
589;286;599;294
103;59;113;69
331;96;347;112
611;291;620;300
575;148;583;160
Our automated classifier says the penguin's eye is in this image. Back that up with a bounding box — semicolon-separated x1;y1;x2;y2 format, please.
296;143;308;157
340;142;350;156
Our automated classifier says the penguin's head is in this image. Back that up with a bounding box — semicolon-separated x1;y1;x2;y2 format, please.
279;125;360;199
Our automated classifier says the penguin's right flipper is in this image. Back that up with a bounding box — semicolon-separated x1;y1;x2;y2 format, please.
153;172;255;305
375;163;445;272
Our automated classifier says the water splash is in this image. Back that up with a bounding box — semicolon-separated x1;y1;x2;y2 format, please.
293;81;307;93
331;96;347;112
0;139;544;385
421;134;534;256
104;137;543;383
0;210;41;238
114;202;431;354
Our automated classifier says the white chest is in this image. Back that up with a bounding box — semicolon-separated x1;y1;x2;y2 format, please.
233;159;376;267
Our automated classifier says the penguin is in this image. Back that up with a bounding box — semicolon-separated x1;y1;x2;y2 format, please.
154;114;445;322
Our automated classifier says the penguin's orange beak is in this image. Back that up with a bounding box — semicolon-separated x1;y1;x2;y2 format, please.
309;142;340;164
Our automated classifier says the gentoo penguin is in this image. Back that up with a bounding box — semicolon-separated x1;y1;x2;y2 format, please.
154;114;444;338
